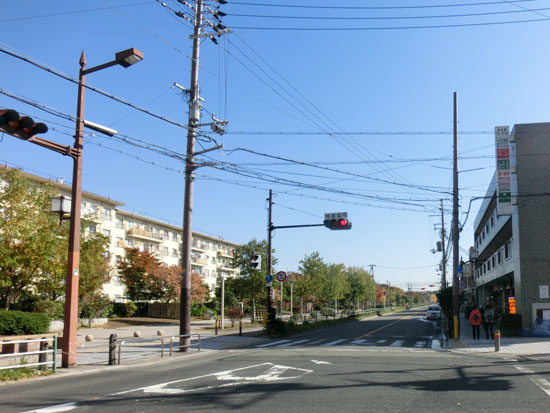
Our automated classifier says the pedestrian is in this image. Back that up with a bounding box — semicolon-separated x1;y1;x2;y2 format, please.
469;305;482;340
484;303;496;340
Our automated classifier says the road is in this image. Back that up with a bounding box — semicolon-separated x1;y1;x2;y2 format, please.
2;308;550;412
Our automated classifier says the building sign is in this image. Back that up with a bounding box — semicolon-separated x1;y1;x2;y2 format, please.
495;126;512;216
540;285;549;299
508;297;516;314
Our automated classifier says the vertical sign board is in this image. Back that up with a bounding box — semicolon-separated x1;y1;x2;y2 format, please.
324;212;348;220
508;297;516;314
495;126;512;216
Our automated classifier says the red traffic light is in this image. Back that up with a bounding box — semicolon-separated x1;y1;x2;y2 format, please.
323;218;352;230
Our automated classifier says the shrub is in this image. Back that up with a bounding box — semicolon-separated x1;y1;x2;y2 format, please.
111;302;138;318
0;310;50;335
226;308;244;327
33;300;64;320
79;295;113;326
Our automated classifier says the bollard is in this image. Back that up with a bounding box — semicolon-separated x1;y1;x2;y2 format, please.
39;337;48;371
215;318;218;335
109;333;117;365
239;319;243;336
494;330;500;352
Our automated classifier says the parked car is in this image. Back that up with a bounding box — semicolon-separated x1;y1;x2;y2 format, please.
426;305;442;320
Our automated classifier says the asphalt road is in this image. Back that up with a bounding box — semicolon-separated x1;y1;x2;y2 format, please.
3;309;550;412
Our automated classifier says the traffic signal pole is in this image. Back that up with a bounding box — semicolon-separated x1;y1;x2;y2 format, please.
452;92;460;340
266;190;274;323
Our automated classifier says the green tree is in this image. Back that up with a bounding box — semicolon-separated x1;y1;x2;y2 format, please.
323;263;348;311
344;266;375;310
230;238;275;321
297;251;327;313
0;169;61;309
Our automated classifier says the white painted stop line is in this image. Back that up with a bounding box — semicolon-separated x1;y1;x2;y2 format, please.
256;339;292;348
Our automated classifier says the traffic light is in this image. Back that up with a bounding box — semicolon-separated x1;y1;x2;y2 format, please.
323;218;352;230
0;109;48;140
250;252;262;269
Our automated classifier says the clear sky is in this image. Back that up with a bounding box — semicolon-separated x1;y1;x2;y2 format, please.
2;1;550;292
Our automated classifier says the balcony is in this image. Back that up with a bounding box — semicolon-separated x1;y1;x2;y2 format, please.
127;228;163;243
192;243;207;252
217;249;234;258
191;257;208;266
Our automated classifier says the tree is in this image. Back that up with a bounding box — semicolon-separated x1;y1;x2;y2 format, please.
117;248;158;302
230;238;274;320
0;169;61;309
323;263;348;311
345;267;367;310
297;251;327;313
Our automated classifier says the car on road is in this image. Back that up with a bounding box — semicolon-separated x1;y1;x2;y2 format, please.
426;305;442;320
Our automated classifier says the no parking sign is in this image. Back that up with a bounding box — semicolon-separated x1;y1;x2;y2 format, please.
276;271;287;282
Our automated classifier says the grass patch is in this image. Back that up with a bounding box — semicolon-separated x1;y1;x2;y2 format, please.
0;367;53;381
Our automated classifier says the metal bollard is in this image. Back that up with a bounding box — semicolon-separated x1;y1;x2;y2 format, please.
495;330;500;352
109;333;117;365
215;319;218;335
39;337;48;370
239;319;243;336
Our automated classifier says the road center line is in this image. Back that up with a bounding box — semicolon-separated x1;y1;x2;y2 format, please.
354;316;411;340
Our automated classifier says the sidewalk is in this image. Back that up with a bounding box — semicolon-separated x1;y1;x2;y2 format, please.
450;312;550;356
54;317;266;371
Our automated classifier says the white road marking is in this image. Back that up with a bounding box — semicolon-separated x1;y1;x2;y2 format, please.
514;365;550;397
390;340;404;347
414;341;425;348
376;340;386;344
114;362;313;396
278;339;310;347
350;339;367;345
321;339;346;346
255;339;292;348
23;402;78;412
311;360;332;365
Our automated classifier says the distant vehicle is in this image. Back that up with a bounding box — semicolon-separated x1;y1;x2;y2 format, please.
426;305;441;320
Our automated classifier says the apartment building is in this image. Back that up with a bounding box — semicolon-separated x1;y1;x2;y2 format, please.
2;165;241;301
471;123;550;329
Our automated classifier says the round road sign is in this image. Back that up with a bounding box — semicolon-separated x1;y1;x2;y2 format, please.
276;271;287;282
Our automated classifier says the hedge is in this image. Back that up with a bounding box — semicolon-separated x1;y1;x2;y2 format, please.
0;310;50;335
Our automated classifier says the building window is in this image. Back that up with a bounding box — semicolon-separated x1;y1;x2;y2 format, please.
490;216;494;227
491;256;495;268
505;243;510;259
116;218;124;229
172;248;178;258
162;246;169;257
172;232;178;241
103;208;112;221
497;250;502;264
88;225;96;233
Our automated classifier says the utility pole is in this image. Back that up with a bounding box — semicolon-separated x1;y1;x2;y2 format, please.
180;0;203;352
452;92;460;340
440;199;447;288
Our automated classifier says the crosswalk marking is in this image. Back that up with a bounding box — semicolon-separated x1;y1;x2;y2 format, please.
321;339;346;347
256;340;292;348
279;339;310;347
256;338;435;349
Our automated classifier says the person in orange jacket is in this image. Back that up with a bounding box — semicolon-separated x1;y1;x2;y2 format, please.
469;305;482;340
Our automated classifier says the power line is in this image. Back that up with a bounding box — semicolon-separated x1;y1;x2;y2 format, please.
225;1;536;10
230;17;549;31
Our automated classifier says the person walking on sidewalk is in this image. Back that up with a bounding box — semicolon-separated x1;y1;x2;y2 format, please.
484;303;496;340
469;306;482;340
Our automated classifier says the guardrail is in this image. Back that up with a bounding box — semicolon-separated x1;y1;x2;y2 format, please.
0;336;57;372
117;334;201;365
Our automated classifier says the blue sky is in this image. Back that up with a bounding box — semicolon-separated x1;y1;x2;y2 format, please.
2;0;550;291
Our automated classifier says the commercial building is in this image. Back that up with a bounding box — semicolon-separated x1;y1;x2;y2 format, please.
1;165;240;301
471;122;550;329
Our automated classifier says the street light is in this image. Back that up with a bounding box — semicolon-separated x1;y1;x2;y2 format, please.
62;47;143;368
50;194;71;224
